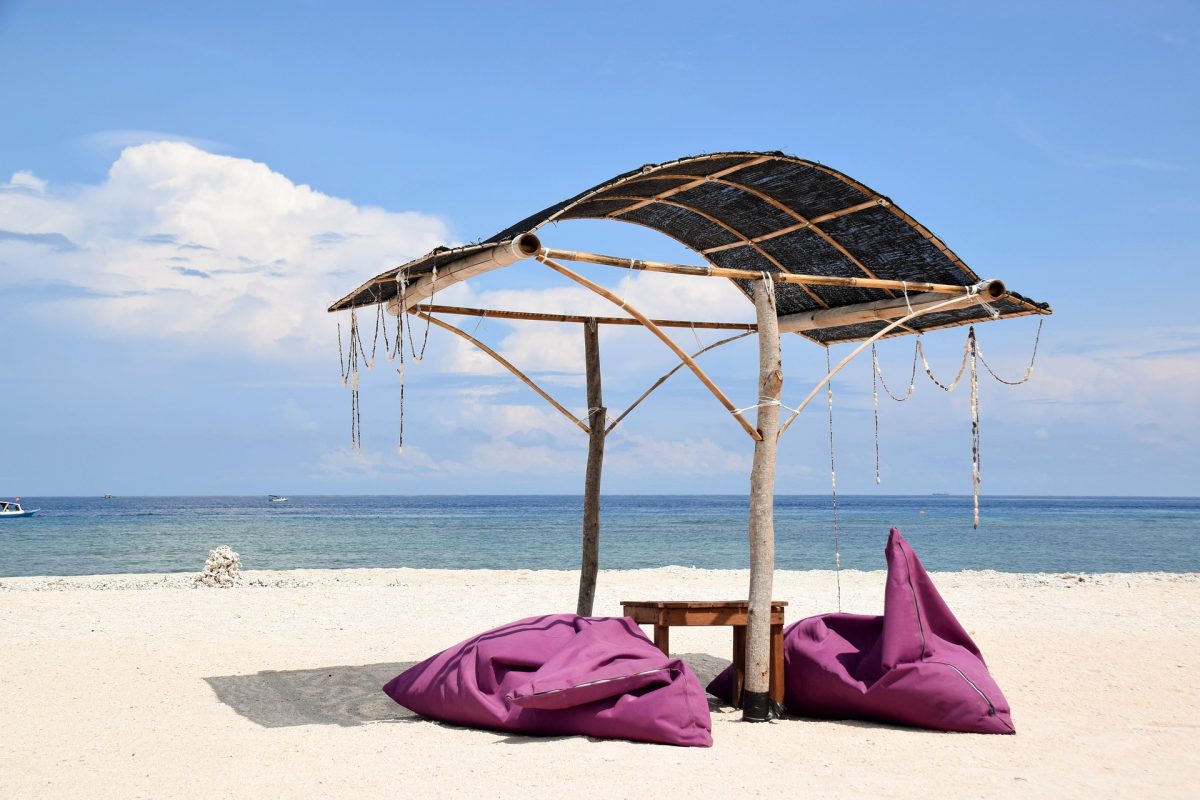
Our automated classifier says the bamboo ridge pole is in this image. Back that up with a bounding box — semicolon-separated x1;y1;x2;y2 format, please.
410;310;589;433
374;233;542;315
744;279;782;722
537;254;763;442
578;318;605;617
778;286;1003;333
540;247;996;297
414;304;756;332
775;287;993;439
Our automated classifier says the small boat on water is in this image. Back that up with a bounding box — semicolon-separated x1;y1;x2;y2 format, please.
1;500;39;518
268;495;289;503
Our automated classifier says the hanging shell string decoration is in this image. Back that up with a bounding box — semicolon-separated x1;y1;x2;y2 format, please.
349;309;363;449
968;327;981;529
867;319;1043;529
826;347;842;612
391;261;438;456
978;318;1042;385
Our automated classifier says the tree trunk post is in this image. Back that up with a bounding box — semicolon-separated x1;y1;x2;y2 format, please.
744;279;782;721
577;318;605;617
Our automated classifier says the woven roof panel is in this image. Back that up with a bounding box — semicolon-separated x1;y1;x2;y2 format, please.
755;231;880;311
560;198;635;218
619;204;740;252
600;177;692;200
820;206;966;284
653;154;754;177
329;151;1050;342
729;160;873;219
663;182;799;239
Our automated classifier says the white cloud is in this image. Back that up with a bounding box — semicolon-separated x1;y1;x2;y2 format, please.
608;432;751;475
0;142;448;357
994;327;1200;454
76;129;229;154
315;443;444;480
2;171;46;193
281;399;318;432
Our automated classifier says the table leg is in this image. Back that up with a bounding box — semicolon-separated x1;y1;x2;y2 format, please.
732;625;746;707
653;624;670;655
769;623;784;706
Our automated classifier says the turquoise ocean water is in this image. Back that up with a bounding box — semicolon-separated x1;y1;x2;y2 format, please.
1;495;1197;577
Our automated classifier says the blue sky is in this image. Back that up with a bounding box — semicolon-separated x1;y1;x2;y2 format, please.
1;0;1197;496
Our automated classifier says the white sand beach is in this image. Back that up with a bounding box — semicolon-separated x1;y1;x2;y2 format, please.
2;567;1197;799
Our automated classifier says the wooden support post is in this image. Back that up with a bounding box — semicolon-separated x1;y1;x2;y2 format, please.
744;279;782;722
577;318;605;617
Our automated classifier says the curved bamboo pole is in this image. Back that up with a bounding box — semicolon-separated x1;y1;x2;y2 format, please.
537;254;763;441
701;200;883;254
605;331;753;435
541;247;988;297
776;287;991;439
410;310;589;434
414;303;756;331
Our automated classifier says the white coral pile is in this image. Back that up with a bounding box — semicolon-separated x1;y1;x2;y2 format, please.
195;545;242;588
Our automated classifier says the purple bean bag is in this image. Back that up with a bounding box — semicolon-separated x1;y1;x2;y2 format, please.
383;614;712;747
709;528;1014;734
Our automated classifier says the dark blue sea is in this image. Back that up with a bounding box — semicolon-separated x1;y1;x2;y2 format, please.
0;496;1197;577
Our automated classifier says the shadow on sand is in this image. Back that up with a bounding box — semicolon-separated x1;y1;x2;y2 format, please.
204;661;419;728
204;653;732;728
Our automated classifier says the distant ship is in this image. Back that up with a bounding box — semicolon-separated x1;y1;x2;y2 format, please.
268;495;289;503
1;499;39;518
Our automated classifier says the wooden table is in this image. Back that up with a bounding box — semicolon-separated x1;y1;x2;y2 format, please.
621;600;787;706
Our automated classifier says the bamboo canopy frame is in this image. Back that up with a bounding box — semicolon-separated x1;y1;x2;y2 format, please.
328;151;1052;722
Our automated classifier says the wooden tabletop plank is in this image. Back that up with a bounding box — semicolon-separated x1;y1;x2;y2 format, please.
620;600;787;608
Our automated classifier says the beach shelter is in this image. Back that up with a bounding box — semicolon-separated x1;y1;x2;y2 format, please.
329;151;1051;721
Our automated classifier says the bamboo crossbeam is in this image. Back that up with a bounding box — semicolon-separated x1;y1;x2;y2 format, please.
414;304;756;331
775;288;993;439
540;247;987;297
778;287;1003;333
379;233;542;315
605;331;754;435
410;310;589;434
538;254;763;441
